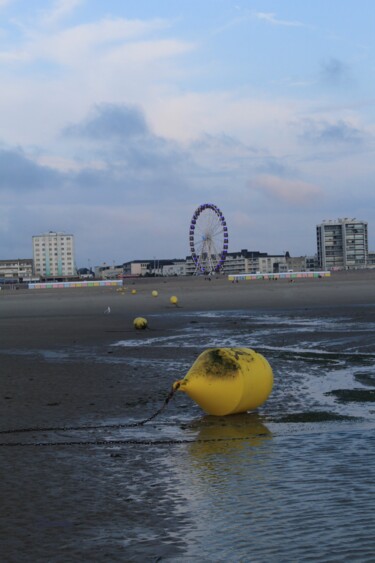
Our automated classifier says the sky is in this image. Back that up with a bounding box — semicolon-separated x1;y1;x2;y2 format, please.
1;0;375;268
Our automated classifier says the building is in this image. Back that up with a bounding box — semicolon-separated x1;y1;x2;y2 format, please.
121;259;186;277
284;253;310;272
368;251;375;268
122;260;152;277
32;231;76;278
185;249;288;275
0;258;34;283
161;260;187;276
95;264;123;279
316;218;368;270
305;255;318;271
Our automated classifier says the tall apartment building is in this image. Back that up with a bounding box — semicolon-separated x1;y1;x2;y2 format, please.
316;218;368;270
32;232;76;278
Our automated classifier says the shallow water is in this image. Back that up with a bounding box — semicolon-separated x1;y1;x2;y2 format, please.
2;309;375;561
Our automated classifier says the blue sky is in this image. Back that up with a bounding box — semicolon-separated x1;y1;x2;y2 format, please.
1;0;375;267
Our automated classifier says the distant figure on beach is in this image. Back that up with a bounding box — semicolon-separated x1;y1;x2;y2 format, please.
104;306;111;314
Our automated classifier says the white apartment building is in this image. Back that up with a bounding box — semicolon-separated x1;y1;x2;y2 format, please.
316;218;368;270
32;232;76;278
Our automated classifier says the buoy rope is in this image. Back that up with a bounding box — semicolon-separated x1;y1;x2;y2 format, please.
0;382;180;437
0;434;268;448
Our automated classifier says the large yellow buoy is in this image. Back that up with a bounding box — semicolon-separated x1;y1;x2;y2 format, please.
133;317;148;330
170;295;178;305
131;289;137;295
173;348;273;416
152;290;158;297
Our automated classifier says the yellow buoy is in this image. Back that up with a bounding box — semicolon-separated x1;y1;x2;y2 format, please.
170;295;178;305
152;290;158;297
133;317;148;330
131;289;137;294
173;348;273;416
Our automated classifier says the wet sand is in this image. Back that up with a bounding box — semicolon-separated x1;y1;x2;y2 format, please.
1;271;375;431
1;272;375;561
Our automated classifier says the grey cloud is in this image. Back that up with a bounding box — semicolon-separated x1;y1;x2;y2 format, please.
64;103;186;173
255;158;291;176
299;119;365;145
0;147;63;191
191;133;259;152
319;57;351;86
61;104;191;203
63;103;149;140
1;103;193;208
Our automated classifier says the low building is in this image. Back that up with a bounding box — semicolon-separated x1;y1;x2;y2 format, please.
122;259;186;277
305;255;318;271
95;264;124;279
0;259;34;282
161;260;187;276
77;268;94;279
122;260;151;277
186;249;287;275
284;251;321;272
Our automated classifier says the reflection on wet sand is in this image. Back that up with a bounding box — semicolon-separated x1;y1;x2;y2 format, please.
185;412;271;458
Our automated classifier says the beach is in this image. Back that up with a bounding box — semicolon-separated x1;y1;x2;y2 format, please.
1;272;375;561
2;271;375;429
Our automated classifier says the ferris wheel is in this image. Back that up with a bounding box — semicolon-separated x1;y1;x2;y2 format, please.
189;203;228;275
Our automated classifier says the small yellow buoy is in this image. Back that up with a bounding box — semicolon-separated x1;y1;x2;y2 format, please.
152;290;158;297
131;289;137;295
133;317;148;330
173;347;273;416
170;295;178;305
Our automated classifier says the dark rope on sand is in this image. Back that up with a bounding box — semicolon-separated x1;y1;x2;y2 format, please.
0;435;268;448
0;383;180;439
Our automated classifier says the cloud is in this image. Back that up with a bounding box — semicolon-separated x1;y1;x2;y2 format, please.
299;119;365;145
255;158;291;176
0;104;194;211
40;0;84;26
0;147;63;192
36;18;191;70
254;174;322;205
255;12;304;27
62;103;188;189
63;103;149;140
319;57;351;86
0;16;185;69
